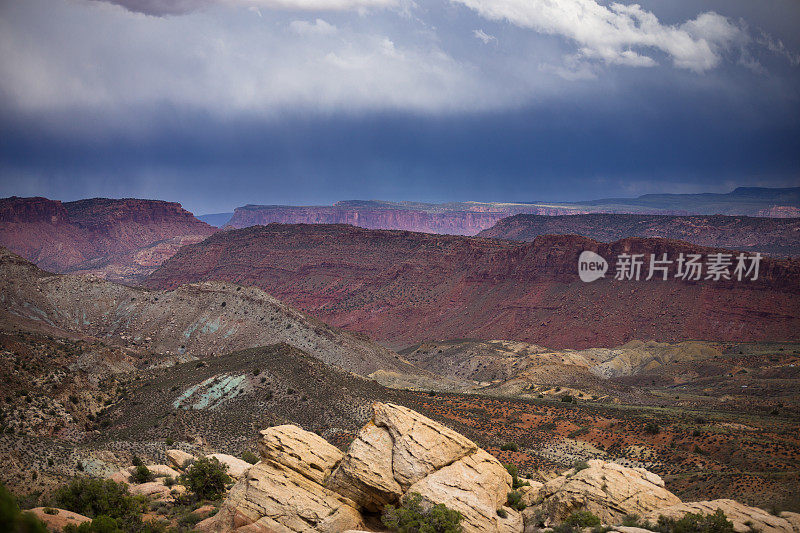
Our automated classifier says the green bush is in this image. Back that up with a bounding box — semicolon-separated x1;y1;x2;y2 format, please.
505;491;526;511
53;478;146;520
622;514;642;526
240;451;259;465
561;395;574;403
573;460;590;472
564;510;601;527
504;464;529;489
381;492;463;533
651;509;734;533
64;515;167;533
180;457;231;501
0;483;48;533
130;465;153;484
499;443;518;452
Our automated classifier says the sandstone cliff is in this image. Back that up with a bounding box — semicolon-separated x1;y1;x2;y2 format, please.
0;196;216;278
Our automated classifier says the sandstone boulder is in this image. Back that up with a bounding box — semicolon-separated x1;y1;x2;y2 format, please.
529;459;681;525
406;448;516;532
166;449;195;470
326;421;402;511
372;402;477;489
647;499;800;533
258;424;343;485
29;508;90;532
198;460;363;533
207;453;252;478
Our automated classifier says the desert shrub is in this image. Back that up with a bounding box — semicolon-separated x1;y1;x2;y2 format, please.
240;451;259;465
505;491;526;511
496;508;507;519
165;438;174;447
131;456;144;468
64;515;167;533
651;510;734;533
504;464;529;489
500;442;518;452
53;478;146;520
180;457;230;501
564;510;601;527
42;508;58;515
381;492;463;533
622;514;643;526
162;477;175;488
0;483;48;533
177;512;202;528
645;422;661;435
561;395;574;403
130;465;153;484
573;460;590;472
568;427;590;439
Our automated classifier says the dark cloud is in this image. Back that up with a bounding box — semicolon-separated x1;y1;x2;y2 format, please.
92;0;211;16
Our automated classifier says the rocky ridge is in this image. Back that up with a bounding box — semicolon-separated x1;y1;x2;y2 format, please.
0;246;413;376
146;224;800;348
195;402;800;533
478;213;800;256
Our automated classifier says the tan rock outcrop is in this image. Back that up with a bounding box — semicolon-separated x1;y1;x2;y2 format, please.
29;508;90;532
199;460;363;533
207;453;252;479
647;499;800;533
372;402;477;488
258;424;343;485
406;448;516;532
325;421;402;511
166;449;195;470
144;464;181;478
529;459;681;525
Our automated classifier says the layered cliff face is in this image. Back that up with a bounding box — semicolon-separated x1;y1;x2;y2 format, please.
0;196;216;279
478;213;800;256
225;201;598;235
145;224;800;349
224;188;800;236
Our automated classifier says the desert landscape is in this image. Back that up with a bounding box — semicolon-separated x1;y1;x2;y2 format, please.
2;0;800;531
0;192;799;532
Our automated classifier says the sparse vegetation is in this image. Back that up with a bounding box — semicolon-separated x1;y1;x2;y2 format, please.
645;422;661;435
500;442;518;452
650;509;735;533
381;492;463;533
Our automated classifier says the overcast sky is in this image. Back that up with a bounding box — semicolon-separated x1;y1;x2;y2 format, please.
0;0;798;214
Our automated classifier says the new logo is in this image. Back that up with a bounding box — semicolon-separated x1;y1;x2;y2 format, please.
578;251;608;282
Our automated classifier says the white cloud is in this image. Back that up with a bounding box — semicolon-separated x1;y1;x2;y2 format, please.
451;0;745;72
472;29;496;45
290;18;338;35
